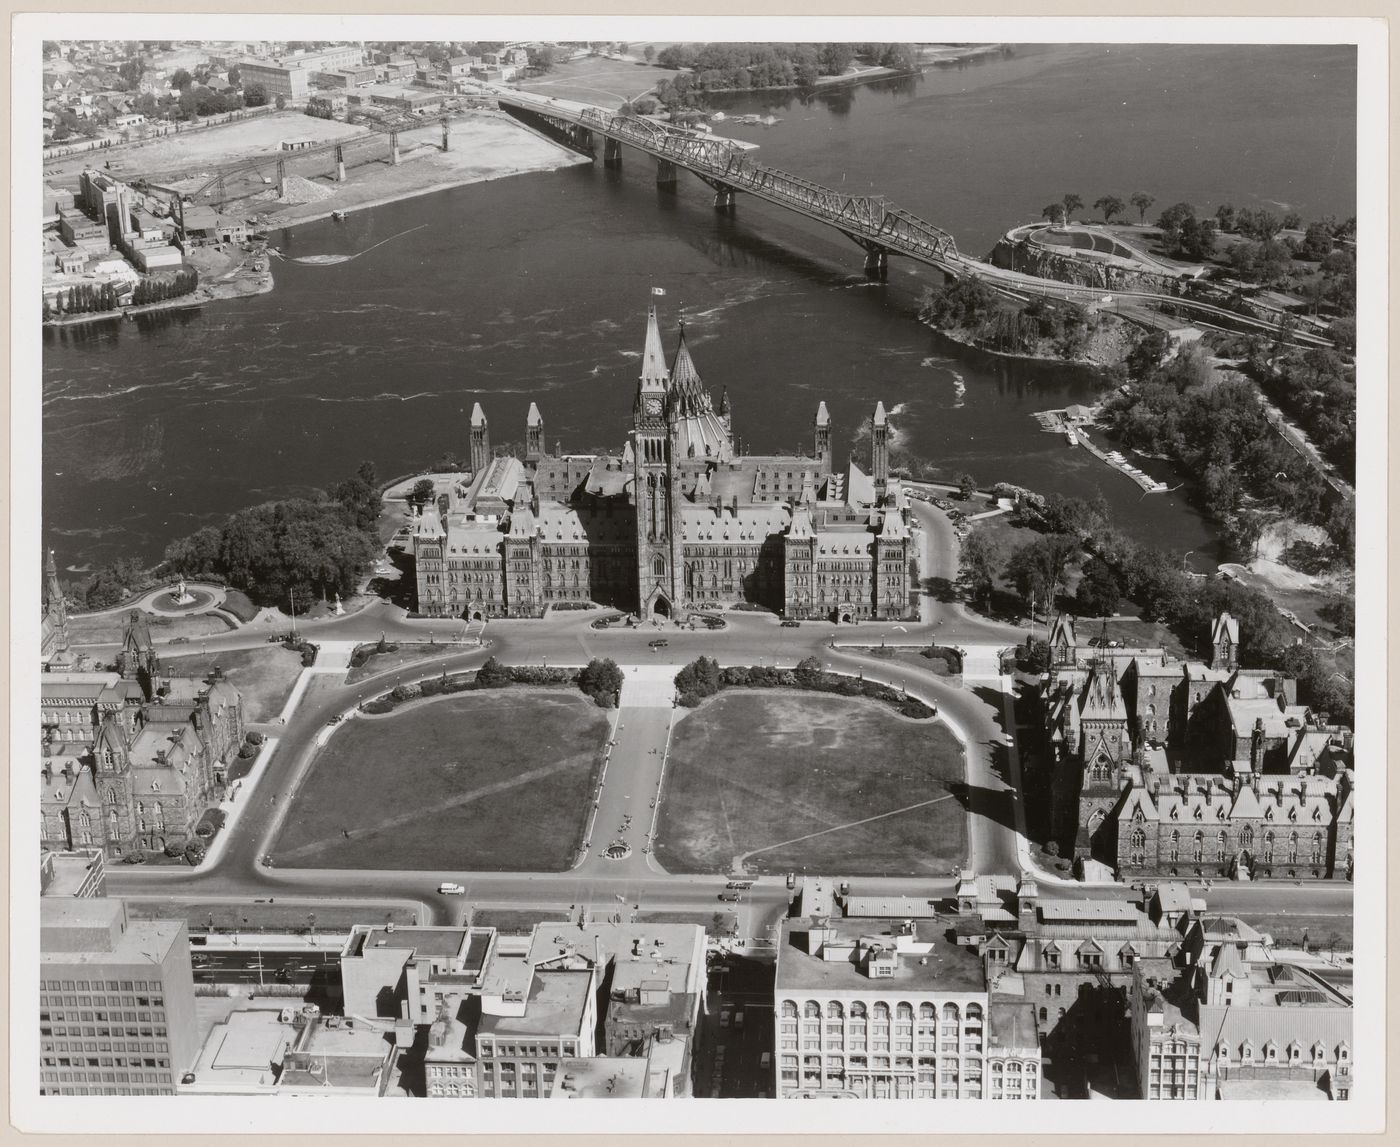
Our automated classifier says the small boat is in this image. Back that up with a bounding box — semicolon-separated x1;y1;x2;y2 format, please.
1065;429;1078;447
331;210;347;221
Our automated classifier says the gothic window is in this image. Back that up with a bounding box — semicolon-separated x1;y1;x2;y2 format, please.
652;556;665;577
1168;831;1180;862
1311;832;1323;864
1216;831;1228;861
1192;831;1204;862
1287;833;1299;863
1238;826;1254;851
1130;828;1146;866
1263;832;1275;863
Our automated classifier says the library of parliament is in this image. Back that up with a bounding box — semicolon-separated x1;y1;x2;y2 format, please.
412;307;917;622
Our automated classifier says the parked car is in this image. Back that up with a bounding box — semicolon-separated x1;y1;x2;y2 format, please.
648;638;669;648
718;892;740;902
780;620;800;628
326;714;343;725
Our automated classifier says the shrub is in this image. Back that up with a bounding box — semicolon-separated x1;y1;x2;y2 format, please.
899;699;935;719
578;658;624;699
164;841;185;858
247;731;265;746
675;656;722;699
590;689;615;709
475;656;512;688
237;743;258;759
677;691;704;708
184;839;206;864
390;683;421;702
122;851;148;864
300;646;318;667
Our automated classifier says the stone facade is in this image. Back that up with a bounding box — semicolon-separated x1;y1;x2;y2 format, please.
1044;611;1353;882
413;309;917;622
39;613;244;858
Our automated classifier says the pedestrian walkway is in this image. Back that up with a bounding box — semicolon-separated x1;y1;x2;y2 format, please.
959;644;1009;679
202;736;280;868
619;664;679;708
309;641;360;671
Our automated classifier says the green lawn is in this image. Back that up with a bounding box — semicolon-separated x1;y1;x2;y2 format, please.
162;645;305;723
272;691;609;872
656;692;966;877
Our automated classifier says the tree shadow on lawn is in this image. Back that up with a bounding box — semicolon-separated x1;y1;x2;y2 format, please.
923;575;958;603
369;547;417;610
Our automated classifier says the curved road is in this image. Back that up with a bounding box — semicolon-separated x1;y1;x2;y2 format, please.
99;503;1346;931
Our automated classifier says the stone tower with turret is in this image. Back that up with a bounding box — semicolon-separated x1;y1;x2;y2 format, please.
871;401;889;497
632;306;683;617
469;402;491;474
814;401;831;469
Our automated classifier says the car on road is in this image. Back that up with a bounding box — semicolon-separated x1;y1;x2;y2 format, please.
734;1008;745;1029
726;880;754;890
718;892;741;902
759;1052;772;1070
780;620;800;627
719;1010;731;1028
438;882;466;895
648;639;669;648
326;714;344;725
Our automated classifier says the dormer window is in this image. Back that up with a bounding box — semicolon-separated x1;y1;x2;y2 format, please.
1241;1042;1254;1064
1044;950;1060;970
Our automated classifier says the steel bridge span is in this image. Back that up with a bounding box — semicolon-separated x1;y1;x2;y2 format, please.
496;90;1332;347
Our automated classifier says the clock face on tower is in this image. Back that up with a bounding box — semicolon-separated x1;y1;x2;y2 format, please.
644;396;663;416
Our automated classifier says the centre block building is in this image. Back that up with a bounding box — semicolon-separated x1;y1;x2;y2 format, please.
412;307;917;621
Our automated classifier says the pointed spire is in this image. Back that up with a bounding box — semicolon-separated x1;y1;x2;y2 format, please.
526;402;543;427
639;305;669;389
718;385;731;415
669;322;709;409
873;400;887;426
470;402;487;427
815;401;830;427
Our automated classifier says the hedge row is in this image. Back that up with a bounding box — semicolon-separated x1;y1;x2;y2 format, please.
362;658;581;715
675;657;935;719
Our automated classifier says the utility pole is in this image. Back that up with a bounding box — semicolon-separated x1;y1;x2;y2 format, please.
289;591;297;638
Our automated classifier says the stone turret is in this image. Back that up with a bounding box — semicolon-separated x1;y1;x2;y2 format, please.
469;402;490;475
814;401;831;468
526;402;544;462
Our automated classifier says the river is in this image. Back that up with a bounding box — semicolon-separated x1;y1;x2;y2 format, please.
41;43;1356;573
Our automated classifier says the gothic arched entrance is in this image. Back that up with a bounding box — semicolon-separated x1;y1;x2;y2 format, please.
652;596;671;618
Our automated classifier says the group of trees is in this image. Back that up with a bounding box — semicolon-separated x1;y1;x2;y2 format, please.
649;42;918;101
44;281;124;318
1251;347;1356;481
68;555;151;610
1100;337;1350;553
129;269;200;308
1041;190;1155;226
959;498;1353;726
162;462;383;609
919;277;1097;361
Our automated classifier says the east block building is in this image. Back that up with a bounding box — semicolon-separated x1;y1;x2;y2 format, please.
412;307;917;622
1042;611;1354;882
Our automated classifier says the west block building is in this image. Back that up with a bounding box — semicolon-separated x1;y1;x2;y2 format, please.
39;609;245;859
412;307;917;623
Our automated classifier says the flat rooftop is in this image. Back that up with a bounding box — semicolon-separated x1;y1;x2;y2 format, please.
775;920;985;994
480;968;593;1037
348;926;485;963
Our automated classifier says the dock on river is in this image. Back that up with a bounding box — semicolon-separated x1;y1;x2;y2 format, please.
1033;405;1169;493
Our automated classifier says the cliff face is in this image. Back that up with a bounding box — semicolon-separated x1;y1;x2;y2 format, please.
987;235;1178;294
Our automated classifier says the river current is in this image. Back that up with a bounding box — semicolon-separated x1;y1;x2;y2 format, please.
41;43;1356;572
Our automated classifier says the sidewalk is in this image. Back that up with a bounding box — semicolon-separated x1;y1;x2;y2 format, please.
202;736;280;868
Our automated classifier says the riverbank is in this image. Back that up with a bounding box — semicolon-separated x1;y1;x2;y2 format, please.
261;110;588;231
42;255;273;329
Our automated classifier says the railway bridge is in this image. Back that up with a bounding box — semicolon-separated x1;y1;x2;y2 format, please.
496;89;1333;348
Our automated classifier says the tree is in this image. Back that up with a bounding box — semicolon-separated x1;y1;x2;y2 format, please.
274;94;287;110
644;45;656;63
171;67;193;90
1061;193;1083;224
1093;195;1125;224
407;477;437;509
1041;203;1066;226
243;82;268;107
674;656;722;700
955;472;977;500
528;45;557;72
1004;534;1080;612
228;64;241;85
959;530;1001;610
1074;557;1122;618
1282;211;1302;231
578;658;624;705
118;59;145;89
1129;191;1155;225
476;656;511;688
